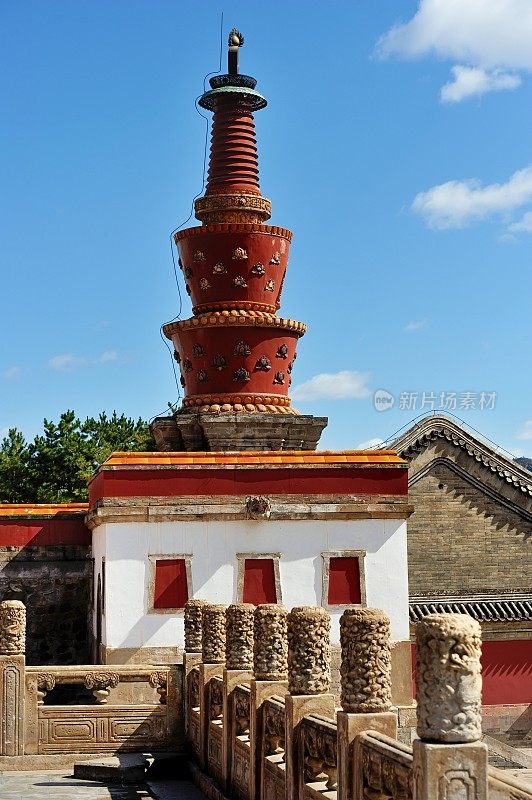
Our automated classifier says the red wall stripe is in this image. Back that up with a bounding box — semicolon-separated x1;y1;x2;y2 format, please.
0;518;90;546
411;640;532;705
89;466;407;505
242;559;277;605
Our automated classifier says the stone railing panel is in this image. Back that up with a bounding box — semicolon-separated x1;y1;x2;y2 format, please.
261;695;286;800
24;664;181;756
231;683;252;800
300;713;338;798
187;665;201;759
207;675;224;784
354;730;413;800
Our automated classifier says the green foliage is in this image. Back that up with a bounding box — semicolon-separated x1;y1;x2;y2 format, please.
0;410;155;503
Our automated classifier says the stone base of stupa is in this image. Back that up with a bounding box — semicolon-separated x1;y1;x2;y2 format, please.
150;412;328;452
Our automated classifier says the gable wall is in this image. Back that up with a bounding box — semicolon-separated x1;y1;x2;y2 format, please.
407;461;532;597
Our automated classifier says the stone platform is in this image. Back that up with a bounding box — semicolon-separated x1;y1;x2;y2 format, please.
151;412;328;451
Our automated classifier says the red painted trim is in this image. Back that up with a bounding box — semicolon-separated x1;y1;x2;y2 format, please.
153;559;189;609
243;559;277;605
328;557;362;605
411;641;532;705
0;518;91;546
88;466;407;505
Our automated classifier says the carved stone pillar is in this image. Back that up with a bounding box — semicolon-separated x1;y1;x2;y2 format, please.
339;608;397;800
185;598;208;654
250;604;288;800
413;614;487;800
223;603;254;787
199;604;227;768
285;607;335;800
0;600;26;756
226;602;254;671
183;599;208;738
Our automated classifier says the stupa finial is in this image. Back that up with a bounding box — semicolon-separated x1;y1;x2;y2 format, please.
228;28;244;75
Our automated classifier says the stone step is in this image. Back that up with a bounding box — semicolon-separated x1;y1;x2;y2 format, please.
73;752;187;784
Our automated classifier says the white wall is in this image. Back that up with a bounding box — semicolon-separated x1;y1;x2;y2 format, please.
99;517;410;651
91;525;106;645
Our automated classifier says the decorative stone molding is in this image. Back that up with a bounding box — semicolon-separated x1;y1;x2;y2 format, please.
202;604;227;664
181;395;297;413
245;495;271;519
236;553;282;604
36;673;56;705
194;192;272;224
226;603;255;670
184;599;208;653
84;671;120;705
193;300;278;314
0;600;26;655
174;221;293;243
163;311;306;336
339;608;392;713
321;549;367;610
287;606;331;695
253;604;288;680
149;670;168;704
416;613;482;743
148;553;192;614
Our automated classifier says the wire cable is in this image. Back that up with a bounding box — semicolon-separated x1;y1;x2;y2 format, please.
161;13;225;408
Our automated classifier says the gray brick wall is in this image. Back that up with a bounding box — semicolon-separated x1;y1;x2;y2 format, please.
407;462;532;597
0;545;92;665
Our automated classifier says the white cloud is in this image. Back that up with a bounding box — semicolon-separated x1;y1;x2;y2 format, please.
508;211;532;233
2;366;21;380
377;0;532;101
440;66;520;103
404;320;427;332
95;350;118;364
48;354;87;371
516;420;532;440
291;371;371;402
412;166;532;229
356;437;384;450
48;351;119;371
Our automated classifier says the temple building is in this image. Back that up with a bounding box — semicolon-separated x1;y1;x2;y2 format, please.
0;31;529;736
87;31;413;706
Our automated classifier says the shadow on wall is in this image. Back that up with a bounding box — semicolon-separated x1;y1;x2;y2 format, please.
0;545;92;665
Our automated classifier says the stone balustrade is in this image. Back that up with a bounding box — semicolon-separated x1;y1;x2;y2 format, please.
0;599;530;800
184;602;532;800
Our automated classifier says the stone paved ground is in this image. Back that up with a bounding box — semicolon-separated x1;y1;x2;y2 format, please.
0;771;207;800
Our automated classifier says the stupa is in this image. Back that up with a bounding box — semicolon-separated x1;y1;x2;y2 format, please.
152;29;327;451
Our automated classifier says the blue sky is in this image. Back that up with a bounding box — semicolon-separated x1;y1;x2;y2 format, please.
1;1;531;456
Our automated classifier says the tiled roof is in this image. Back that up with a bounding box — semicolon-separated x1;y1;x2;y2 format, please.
100;449;406;468
391;415;532;496
0;504;88;517
410;598;532;623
